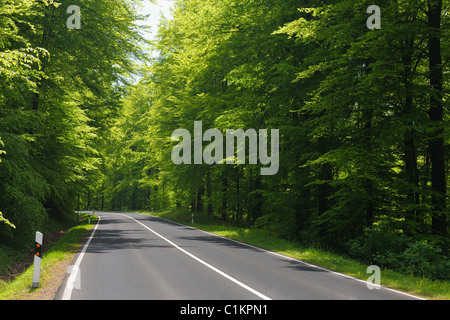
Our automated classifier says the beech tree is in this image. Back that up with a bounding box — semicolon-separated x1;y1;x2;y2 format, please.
2;0;447;280
99;0;448;251
0;0;148;244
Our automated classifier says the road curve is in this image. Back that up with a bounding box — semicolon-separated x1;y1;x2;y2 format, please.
55;212;423;300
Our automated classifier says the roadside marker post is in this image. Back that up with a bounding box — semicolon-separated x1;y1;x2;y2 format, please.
32;231;43;288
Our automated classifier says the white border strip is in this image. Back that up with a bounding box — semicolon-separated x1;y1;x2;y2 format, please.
119;213;271;300
145;213;425;300
61;215;101;300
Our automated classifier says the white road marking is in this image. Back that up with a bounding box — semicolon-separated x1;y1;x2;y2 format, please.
60;212;424;301
119;213;272;301
148;213;426;300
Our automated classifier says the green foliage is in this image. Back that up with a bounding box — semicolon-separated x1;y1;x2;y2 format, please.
0;212;15;229
349;220;450;281
399;241;450;281
91;0;449;281
94;0;449;260
0;0;147;244
2;0;448;284
348;220;410;267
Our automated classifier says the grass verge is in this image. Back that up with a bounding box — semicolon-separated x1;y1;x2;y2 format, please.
141;209;449;300
0;214;96;300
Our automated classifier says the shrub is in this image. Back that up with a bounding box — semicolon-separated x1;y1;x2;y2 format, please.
348;219;409;268
398;241;450;281
348;221;450;281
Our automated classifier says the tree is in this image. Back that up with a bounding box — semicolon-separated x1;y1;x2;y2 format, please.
0;0;148;243
0;137;14;228
139;0;313;231
427;0;447;238
275;0;449;247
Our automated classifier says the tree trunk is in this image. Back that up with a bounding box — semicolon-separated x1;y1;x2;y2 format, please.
317;163;333;216
428;0;447;237
402;40;420;235
196;184;204;213
206;170;213;215
236;168;241;223
222;176;228;220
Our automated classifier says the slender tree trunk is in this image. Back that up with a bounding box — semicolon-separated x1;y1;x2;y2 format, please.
87;189;91;210
197;184;204;213
32;4;53;111
222;176;228;220
101;185;104;211
363;116;375;228
360;59;376;229
402;40;420;235
317;163;332;216
428;0;447;237
236;168;241;223
206;170;213;215
250;171;263;225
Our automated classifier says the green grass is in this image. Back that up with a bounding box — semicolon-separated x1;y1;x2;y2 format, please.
141;209;450;300
0;214;96;300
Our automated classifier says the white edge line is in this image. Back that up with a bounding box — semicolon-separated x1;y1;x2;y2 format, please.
140;213;426;301
61;215;101;300
118;213;271;301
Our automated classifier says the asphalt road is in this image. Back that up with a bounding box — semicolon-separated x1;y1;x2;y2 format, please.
55;212;423;300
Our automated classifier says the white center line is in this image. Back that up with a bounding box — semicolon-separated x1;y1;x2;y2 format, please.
119;213;271;301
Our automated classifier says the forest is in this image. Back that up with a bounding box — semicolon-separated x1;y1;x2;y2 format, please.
1;0;449;281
